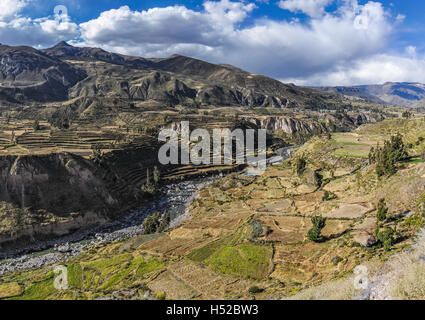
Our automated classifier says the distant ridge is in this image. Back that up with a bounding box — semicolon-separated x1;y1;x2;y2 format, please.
315;82;425;108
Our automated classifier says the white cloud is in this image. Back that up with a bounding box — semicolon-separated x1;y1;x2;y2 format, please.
282;53;425;86
77;0;393;82
1;0;423;87
0;0;78;47
0;0;28;21
79;1;256;49
278;0;334;18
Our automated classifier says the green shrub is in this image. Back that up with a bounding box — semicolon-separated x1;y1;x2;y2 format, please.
306;215;326;242
369;134;408;177
155;292;166;300
377;198;389;222
251;221;264;238
33;119;40;131
331;255;343;265
377;227;394;251
322;190;336;201
90;144;104;166
248;286;264;294
293;156;307;176
143;211;170;234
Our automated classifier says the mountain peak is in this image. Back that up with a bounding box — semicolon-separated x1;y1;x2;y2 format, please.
53;41;73;48
167;54;185;59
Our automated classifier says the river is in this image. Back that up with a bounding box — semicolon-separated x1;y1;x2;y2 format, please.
0;145;298;275
0;176;219;275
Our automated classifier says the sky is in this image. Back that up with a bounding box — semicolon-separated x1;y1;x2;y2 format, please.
1;0;425;86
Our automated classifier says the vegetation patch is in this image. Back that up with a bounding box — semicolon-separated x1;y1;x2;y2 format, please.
0;282;23;299
14;277;55;300
204;243;272;280
135;257;165;278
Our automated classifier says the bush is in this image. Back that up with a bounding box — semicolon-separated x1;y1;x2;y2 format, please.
154;292;166;300
306;215;326;242
33;119;40;131
153;166;161;186
376;198;389;222
322;190;336;201
143;211;170;235
90;144;104;166
402;111;412;118
377;227;394;251
141;168;159;195
331;255;343;265
248;286;264;294
251;221;264;238
293;156;307;176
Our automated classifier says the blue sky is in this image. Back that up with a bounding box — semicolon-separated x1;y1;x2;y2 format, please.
2;0;425;86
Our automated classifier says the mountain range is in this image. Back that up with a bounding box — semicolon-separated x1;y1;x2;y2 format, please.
315;82;425;108
1;41;419;115
0;42;342;108
0;41;345;111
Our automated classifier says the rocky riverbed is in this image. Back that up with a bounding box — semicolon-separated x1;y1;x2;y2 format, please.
0;176;218;275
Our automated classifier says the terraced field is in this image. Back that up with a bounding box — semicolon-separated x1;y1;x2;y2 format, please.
0;118;129;157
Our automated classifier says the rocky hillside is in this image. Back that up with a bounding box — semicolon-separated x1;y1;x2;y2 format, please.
0;41;342;110
0;44;86;102
244;112;385;136
0;153;116;250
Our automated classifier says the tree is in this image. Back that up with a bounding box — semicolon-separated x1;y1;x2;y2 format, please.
146;167;151;186
402;111;412;119
376;198;389;222
141;167;156;194
293;156;307;176
322;190;336;201
368;147;375;164
158;211;171;232
375;147;396;177
143;212;161;234
377;227;394;251
33;119;40;132
370;134;407;177
389;134;408;162
326;132;332;140
143;211;170;234
306;215;326;242
153;166;161;186
90;144;104;166
10;130;16;145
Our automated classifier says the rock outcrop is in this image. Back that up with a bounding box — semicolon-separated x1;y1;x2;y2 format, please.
0;153;116;249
